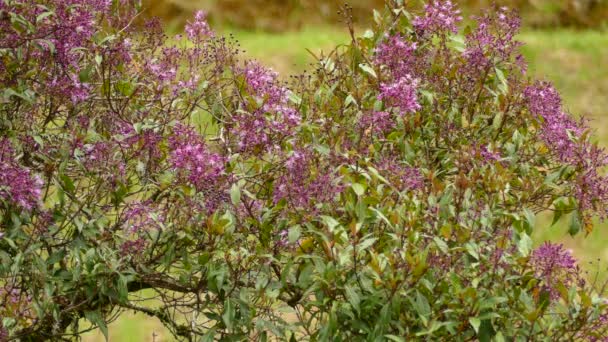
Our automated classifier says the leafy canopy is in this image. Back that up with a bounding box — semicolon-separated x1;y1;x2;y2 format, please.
1;0;608;340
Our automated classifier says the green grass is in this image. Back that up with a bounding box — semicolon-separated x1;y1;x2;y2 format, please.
223;26;349;74
82;27;608;341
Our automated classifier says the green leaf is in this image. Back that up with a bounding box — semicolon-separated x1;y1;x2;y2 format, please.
517;232;533;256
358;63;377;78
373;9;383;25
494;67;509;94
469;317;481;334
85;311;108;341
59;174;75;193
433;237;449;254
357;236;377;252
288;225;301;244
115;80;135;96
351;183;366;197
3;88;34;104
522;208;536;233
36;11;54;23
230;183;241;205
344;94;358;108
287;91;302;105
320;216;340;231
569;211;582;236
413;291;431;325
344;285;360;313
222;299;235;331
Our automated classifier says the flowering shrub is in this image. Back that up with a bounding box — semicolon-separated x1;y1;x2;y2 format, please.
1;0;608;340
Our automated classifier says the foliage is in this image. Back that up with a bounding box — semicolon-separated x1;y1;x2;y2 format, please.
1;0;608;340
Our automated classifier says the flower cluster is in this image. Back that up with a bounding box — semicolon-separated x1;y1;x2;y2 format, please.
358;111;395;136
524;82;608;221
413;1;462;36
169;124;226;193
374;35;418;77
530;243;580;300
379;75;421;115
378;158;424;191
524;82;584;163
0;284;33;332
123;201;166;234
0;140;42;211
185;11;214;42
464;6;522;73
233;61;300;152
273;149;338;210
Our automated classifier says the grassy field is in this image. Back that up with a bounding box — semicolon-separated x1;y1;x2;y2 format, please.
82;27;608;341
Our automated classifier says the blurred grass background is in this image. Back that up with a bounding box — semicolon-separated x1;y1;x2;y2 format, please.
83;1;608;340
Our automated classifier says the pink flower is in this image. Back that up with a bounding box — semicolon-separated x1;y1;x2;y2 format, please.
379;75;421;114
530;242;579;300
185;11;213;42
413;1;462;36
0;140;43;211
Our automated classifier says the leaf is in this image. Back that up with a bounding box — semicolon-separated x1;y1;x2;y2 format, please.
85;311;108;341
115;80;135;96
36;11;54;23
288;225;301;244
357;236;378;252
469;317;481;334
60;174;75;193
517;232;533;256
373;9;383;25
494;67;509;94
344;94;358;108
413;291;431;324
523;208;536;233
287;91;302;105
320;216;340;231
351;183;366;196
230;183;241;205
222;299;235;331
569;210;582;236
367;166;390;185
344;285;360;313
420;89;434;105
433;237;449;254
359;63;377;78
3;88;33;104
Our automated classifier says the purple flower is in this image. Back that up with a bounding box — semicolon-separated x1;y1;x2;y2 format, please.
530;242;579;300
379;75;421;114
242;61;285;106
169;124;226;194
185;11;213;43
273;149;339;210
524;82;608;221
123;201;165;234
233;62;300;152
523;82;583;162
463;7;522;72
413;1;462;36
374;35;418;78
0;139;43;211
358;111;395;136
478;145;501;163
378;158;424;191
